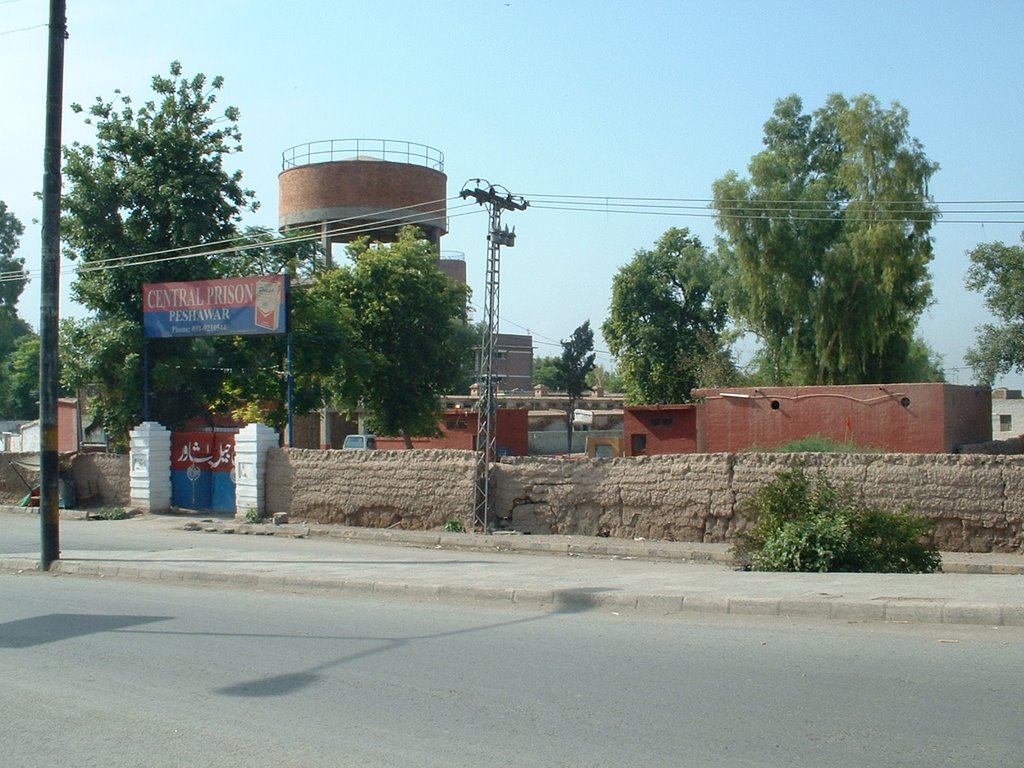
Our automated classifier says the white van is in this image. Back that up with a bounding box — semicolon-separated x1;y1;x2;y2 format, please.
342;434;377;450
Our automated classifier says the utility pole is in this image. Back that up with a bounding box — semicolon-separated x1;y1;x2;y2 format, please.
39;0;67;570
459;180;527;531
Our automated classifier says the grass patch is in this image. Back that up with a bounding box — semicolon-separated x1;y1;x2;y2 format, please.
749;435;881;453
92;507;129;521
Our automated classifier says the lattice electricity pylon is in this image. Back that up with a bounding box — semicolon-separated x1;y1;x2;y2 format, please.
459;179;528;531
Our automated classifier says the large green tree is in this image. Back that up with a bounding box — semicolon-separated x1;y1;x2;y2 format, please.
551;321;596;453
964;234;1024;385
0;201;34;418
202;227;365;430
59;62;257;445
713;93;940;385
0;334;41;420
338;227;470;446
60;316;141;449
0;200;28;315
62;61;255;317
603;227;735;404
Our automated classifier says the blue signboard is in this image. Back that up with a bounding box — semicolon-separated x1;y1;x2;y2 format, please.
143;276;288;338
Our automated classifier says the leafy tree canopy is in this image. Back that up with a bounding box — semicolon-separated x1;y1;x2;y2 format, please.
62;60;256;320
964;234;1024;385
61;316;141;451
339;226;470;445
0;200;27;314
713;93;939;385
58;62;259;446
603;227;735;404
588;364;625;394
552;321;596;400
533;355;560;389
0;333;42;420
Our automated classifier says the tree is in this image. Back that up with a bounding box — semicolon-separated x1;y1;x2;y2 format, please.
532;355;560;389
62;61;255;318
712;93;939;385
603;227;735;404
550;321;596;453
60;317;142;451
0;201;34;418
0;201;31;361
59;62;257;446
0;200;27;315
587;364;625;394
204;227;364;430
0;334;41;419
339;227;469;447
963;234;1024;385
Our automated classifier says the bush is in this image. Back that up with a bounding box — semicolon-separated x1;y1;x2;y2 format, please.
244;508;263;524
91;507;129;521
443;516;466;533
734;466;941;573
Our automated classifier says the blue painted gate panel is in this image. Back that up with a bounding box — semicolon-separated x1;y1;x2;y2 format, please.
171;431;236;513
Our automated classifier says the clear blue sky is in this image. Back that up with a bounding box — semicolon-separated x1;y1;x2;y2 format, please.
4;1;1023;387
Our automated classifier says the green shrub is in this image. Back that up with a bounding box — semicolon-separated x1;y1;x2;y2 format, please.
244;508;263;524
443;516;466;533
735;466;940;573
93;507;129;521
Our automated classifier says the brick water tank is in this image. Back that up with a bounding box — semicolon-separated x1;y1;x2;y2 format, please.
278;139;448;252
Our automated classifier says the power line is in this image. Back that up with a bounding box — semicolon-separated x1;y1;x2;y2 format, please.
524;192;1024;206
0;197;485;284
525;193;1024;225
74;195;467;270
0;23;46;36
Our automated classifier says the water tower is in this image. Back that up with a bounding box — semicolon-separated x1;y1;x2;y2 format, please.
278;138;448;265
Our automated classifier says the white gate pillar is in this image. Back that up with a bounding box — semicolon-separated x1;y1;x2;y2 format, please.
129;422;171;512
234;423;279;520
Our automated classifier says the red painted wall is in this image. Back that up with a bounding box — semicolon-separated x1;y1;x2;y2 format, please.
691;383;991;454
373;408;530;456
623;404;700;456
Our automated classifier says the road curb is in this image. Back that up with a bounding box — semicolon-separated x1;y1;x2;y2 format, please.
3;557;1022;627
191;519;1024;574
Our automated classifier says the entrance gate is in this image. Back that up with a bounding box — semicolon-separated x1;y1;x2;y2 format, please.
171;430;236;513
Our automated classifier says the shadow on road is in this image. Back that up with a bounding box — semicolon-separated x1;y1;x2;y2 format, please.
0;613;173;648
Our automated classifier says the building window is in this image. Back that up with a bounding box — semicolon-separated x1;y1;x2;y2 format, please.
649;417;674;427
999;414;1012;432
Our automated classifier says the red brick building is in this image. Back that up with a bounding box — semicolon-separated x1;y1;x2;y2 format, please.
622;404;702;456
374;408;529;456
625;383;992;456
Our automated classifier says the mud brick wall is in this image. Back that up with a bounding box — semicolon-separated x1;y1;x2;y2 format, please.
266;448;476;529
0;452;129;507
0;453;37;503
493;452;1023;552
265;449;1023;552
71;453;130;507
729;453;1024;552
492;454;735;541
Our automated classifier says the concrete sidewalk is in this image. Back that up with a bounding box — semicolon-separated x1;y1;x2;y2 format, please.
2;509;1023;627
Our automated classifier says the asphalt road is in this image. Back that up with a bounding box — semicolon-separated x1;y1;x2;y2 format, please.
2;574;1021;767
